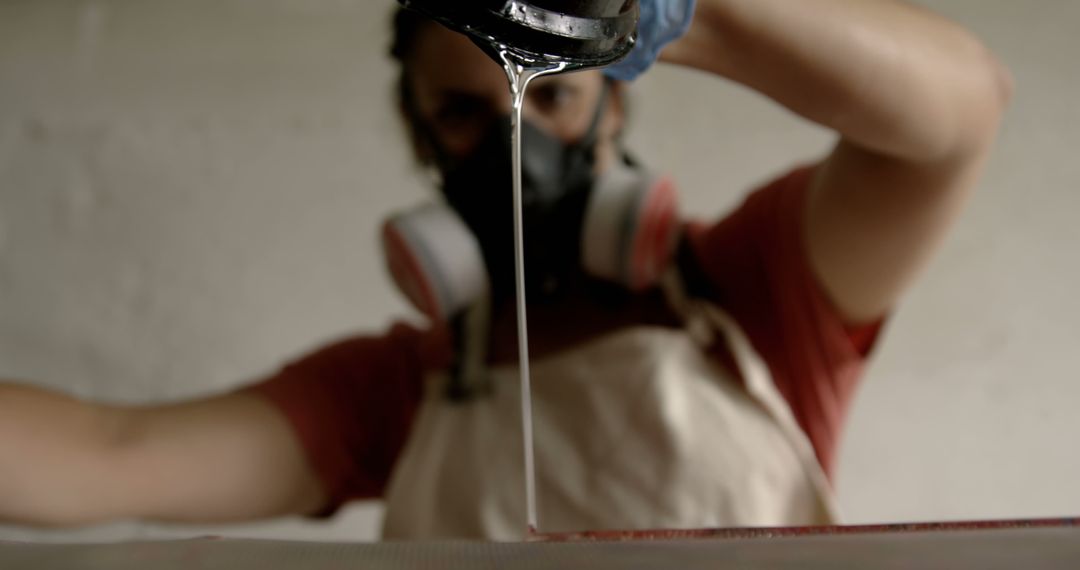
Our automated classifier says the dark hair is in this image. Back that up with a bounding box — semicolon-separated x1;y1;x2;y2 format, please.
389;7;438;166
390;6;433;64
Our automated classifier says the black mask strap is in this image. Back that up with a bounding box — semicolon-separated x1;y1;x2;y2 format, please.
573;78;612;160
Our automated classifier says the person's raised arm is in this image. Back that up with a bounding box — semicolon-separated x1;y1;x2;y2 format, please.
660;0;1012;322
0;381;324;527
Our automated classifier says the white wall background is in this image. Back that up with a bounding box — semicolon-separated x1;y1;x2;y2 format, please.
1;0;1078;543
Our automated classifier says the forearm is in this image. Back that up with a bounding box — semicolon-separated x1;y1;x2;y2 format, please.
662;0;1011;162
0;382;129;526
0;381;324;527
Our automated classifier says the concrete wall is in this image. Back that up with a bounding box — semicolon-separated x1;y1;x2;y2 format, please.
1;0;1078;542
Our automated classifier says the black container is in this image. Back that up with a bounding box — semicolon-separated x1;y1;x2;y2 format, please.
398;0;639;69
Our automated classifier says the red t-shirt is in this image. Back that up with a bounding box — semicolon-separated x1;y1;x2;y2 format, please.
246;166;882;516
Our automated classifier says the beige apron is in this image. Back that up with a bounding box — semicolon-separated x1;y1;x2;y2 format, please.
382;274;840;540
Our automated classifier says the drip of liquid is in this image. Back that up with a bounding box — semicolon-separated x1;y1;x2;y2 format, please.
496;47;568;537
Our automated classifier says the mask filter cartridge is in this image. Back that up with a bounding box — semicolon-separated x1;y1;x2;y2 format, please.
382;164;679;323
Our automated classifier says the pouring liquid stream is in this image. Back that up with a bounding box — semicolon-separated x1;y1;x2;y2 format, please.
496;47;568;537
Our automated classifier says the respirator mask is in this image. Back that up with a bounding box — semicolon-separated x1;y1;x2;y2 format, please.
383;83;680;324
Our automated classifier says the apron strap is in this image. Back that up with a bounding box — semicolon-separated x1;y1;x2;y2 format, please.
445;296;493;401
659;265;844;521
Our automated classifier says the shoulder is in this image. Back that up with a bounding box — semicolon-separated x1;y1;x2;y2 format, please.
286;322;451;379
685;166;815;274
248;321;453;417
680;165;817;318
240;321;452;511
680;165;882;477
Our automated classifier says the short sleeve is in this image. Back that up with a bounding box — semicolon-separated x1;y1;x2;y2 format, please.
685;166;884;479
241;322;451;517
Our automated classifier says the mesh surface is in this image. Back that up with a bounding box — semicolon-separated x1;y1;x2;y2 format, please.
3;522;1080;569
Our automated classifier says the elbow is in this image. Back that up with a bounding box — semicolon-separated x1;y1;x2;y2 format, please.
882;42;1013;166
949;44;1013;161
993;64;1015;111
987;49;1015;111
975;48;1014;129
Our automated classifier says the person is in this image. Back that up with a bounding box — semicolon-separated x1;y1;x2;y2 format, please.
0;0;1010;540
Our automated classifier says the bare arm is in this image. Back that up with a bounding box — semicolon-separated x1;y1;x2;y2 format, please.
663;0;1012;322
0;381;324;527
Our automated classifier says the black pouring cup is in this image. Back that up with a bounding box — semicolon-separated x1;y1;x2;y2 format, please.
398;0;639;69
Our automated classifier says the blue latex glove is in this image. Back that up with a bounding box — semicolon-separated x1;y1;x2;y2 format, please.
605;0;697;82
